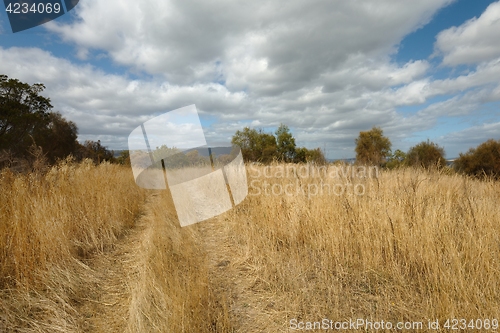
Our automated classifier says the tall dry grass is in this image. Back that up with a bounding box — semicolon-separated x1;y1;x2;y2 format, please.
204;163;500;331
0;160;229;332
0;159;147;289
0;159;151;332
123;189;233;333
1;161;499;332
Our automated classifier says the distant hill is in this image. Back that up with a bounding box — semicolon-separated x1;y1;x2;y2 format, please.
184;146;235;157
328;158;356;164
114;147;235;158
112;150;127;158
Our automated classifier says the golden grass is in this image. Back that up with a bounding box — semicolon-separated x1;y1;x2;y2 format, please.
0;159;146;332
1;161;499;332
0;160;227;332
0;159;147;289
204;163;500;331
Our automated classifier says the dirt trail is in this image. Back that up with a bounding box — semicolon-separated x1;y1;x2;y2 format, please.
71;193;262;332
200;217;271;333
71;211;149;332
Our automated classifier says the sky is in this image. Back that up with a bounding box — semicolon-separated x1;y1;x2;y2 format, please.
1;0;499;159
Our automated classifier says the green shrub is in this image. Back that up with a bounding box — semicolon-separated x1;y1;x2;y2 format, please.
454;139;500;179
406;140;446;168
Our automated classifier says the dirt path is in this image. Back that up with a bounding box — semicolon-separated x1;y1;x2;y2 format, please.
67;192;232;332
200;217;272;333
71;210;150;332
65;191;175;333
70;193;264;332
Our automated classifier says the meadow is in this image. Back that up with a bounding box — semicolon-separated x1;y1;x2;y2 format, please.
0;160;499;332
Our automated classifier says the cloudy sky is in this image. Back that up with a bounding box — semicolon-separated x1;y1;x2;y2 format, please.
1;0;499;159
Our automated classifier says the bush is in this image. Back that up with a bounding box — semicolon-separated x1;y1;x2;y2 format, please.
454;139;500;178
385;149;407;169
406;140;446;168
355;127;392;166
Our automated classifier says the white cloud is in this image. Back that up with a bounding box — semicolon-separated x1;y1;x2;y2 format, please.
46;0;451;88
0;47;249;145
6;0;500;159
415;84;500;126
435;1;500;65
440;122;500;156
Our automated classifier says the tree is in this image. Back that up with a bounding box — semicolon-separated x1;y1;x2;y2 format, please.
294;147;308;163
275;124;296;162
355;127;391;166
231;127;260;161
305;147;327;164
406;140;446;168
76;140;115;164
231;127;277;162
231;124;325;164
294;147;326;164
256;132;277;163
0;74;52;159
454;139;500;179
116;150;131;166
385;149;407;169
0;75;81;170
33;112;78;164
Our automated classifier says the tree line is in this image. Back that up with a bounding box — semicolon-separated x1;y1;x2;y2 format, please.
354;126;500;178
231;125;326;164
0;74;118;171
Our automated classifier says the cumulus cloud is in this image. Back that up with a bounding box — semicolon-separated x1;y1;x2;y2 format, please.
0;47;249;146
4;0;499;158
440;122;500;156
435;1;500;66
46;0;451;89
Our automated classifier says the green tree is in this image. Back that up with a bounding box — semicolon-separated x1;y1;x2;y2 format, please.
231;127;260;161
256;131;277;163
294;147;326;164
33;112;78;164
294;147;308;163
406;140;446;168
0;75;81;170
305;147;327;164
231;124;325;164
454;139;500;178
231;127;277;162
117;150;131;165
275;124;296;162
0;74;52;159
76;140;115;164
355;127;391;166
385;149;407;169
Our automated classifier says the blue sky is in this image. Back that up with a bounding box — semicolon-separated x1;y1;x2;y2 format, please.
1;0;500;159
395;0;494;64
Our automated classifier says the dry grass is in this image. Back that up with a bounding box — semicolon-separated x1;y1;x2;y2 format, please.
1;161;499;332
0;158;147;289
0;160;227;332
203;163;500;331
122;189;229;333
0;159;146;332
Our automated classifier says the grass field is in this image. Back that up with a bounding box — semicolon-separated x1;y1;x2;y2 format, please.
0;161;499;332
212;163;500;331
